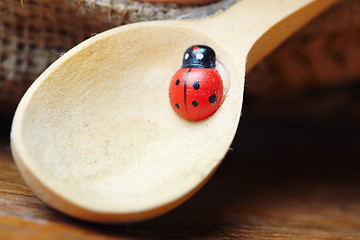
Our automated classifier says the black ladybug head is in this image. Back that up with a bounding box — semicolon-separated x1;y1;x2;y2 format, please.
181;45;216;69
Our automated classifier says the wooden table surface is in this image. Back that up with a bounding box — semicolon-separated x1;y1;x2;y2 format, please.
1;101;360;239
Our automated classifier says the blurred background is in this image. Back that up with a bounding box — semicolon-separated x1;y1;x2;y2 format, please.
0;0;360;238
1;0;359;156
1;0;359;120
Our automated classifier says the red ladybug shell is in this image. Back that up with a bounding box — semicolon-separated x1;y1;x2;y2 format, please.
169;67;223;121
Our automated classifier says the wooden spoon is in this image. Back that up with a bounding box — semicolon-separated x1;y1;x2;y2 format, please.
11;0;337;223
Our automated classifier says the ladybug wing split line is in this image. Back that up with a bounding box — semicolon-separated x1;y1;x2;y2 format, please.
183;68;192;111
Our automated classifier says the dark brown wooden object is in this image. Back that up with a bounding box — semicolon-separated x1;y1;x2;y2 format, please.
1;112;360;239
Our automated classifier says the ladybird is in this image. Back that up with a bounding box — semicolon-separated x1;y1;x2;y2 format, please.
169;45;223;121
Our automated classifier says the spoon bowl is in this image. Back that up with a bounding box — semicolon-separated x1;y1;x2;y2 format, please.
11;0;337;222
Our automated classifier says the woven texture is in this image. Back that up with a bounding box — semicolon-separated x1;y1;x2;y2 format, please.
0;0;114;111
0;0;359;113
0;0;233;111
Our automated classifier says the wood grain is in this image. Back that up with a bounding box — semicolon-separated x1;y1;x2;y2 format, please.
1;110;360;239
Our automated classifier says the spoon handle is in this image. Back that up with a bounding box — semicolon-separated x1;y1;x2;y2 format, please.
201;0;338;71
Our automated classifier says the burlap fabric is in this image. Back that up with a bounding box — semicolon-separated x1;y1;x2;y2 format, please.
0;0;235;111
0;0;359;115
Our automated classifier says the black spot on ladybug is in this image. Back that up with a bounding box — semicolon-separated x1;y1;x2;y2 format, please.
192;101;198;107
175;79;180;85
209;93;217;104
193;81;200;90
175;103;180;109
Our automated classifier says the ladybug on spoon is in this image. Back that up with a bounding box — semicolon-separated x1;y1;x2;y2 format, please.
169;45;224;121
